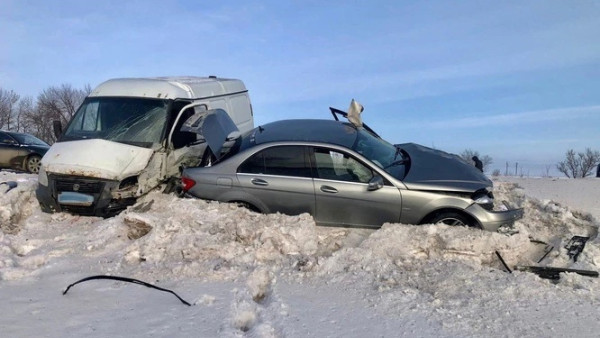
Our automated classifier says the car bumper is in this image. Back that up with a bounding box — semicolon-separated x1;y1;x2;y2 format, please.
36;175;136;217
465;203;524;232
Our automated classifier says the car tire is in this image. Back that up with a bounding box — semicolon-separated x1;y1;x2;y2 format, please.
25;155;42;173
431;212;473;227
234;201;260;213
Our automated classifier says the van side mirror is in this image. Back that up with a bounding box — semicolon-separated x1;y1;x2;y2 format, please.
367;175;384;191
53;120;63;139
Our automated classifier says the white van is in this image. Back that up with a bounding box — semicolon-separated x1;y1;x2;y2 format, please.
36;76;254;217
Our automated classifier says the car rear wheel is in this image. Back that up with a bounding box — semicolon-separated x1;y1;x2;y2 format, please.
25;155;42;173
431;212;472;227
234;201;260;213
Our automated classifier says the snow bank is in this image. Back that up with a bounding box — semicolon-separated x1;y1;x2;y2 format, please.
2;172;600;337
0;172;39;234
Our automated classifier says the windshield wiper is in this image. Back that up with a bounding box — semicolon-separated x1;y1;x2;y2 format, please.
384;147;407;169
384;159;407;169
393;146;401;161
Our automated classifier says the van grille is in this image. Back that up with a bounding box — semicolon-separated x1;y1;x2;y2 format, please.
55;180;103;193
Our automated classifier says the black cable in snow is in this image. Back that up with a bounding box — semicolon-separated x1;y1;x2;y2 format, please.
63;275;192;306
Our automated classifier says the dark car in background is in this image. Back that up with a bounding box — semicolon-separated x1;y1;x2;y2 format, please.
0;131;50;173
180;110;523;231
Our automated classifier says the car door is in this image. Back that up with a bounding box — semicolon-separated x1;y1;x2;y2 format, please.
311;146;401;227
236;145;316;216
0;132;22;168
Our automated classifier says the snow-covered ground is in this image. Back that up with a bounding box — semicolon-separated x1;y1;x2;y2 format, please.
1;171;600;337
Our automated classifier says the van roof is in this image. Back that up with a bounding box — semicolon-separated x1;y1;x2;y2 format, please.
89;76;247;99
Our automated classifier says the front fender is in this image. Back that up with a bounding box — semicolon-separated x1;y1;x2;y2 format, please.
400;189;472;225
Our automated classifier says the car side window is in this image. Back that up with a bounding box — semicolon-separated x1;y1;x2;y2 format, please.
238;146;311;177
0;132;17;145
313;147;373;183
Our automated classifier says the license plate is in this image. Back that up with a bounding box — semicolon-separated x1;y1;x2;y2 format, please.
58;192;94;206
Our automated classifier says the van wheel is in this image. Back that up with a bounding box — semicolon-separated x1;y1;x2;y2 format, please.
25;155;42;173
431;212;471;227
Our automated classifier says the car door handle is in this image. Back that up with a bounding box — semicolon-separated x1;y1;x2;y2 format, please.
320;185;338;193
251;178;268;186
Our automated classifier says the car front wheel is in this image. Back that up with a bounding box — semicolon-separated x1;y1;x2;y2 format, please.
25;155;42;173
431;212;473;227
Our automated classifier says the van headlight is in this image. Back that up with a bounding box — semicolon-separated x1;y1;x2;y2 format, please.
38;166;48;186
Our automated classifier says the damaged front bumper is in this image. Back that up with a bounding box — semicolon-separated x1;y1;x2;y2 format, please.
36;174;136;217
466;203;524;232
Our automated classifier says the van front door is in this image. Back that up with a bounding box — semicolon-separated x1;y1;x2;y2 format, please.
165;103;210;177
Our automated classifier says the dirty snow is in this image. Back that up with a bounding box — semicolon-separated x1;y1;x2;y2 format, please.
1;171;600;337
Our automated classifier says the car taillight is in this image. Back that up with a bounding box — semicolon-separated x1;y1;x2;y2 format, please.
181;177;196;191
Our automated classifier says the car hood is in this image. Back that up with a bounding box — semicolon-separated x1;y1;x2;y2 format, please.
25;144;50;154
41;139;154;180
396;143;492;192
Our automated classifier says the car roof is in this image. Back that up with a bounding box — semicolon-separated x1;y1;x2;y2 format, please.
250;119;358;148
2;130;27;136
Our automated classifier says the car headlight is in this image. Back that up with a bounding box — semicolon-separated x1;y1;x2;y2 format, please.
472;189;494;210
474;195;494;205
38;166;48;186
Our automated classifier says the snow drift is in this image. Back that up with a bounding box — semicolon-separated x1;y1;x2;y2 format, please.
1;171;600;337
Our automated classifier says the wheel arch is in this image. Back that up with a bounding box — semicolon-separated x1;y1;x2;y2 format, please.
419;207;482;229
228;200;262;213
216;190;269;214
23;153;43;173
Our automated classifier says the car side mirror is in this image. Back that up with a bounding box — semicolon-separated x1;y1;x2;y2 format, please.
53;120;63;139
367;175;384;191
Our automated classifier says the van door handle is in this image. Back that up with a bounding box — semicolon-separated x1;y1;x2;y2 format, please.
320;185;338;193
251;178;268;186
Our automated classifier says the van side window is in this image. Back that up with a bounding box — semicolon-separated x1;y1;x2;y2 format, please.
238;146;311;177
170;102;198;149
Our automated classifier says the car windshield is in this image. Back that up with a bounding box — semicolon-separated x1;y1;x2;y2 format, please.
62;97;169;148
352;128;408;180
11;133;48;146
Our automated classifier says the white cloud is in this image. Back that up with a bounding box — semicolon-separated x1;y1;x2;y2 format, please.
403;105;600;130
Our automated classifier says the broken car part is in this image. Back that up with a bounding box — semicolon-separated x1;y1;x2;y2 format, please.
495;251;512;273
0;181;17;193
514;266;599;280
564;236;589;262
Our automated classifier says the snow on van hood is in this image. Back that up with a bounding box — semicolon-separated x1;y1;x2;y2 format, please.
41;139;155;180
397;143;492;192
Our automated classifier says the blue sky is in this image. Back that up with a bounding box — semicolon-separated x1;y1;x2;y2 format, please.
1;0;599;175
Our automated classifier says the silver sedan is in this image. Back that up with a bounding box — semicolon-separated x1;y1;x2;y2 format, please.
181;119;523;231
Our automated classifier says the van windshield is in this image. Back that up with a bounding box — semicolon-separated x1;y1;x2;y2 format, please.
62;97;170;148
